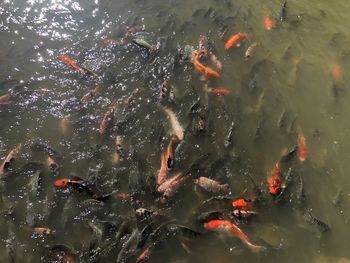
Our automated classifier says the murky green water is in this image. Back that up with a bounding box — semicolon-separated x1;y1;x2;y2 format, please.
1;0;350;262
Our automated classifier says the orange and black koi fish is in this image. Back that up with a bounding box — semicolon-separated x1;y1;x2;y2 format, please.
231;197;255;210
297;130;307;162
191;51;220;78
54;177;96;197
224;32;247;50
267;162;283;195
207;88;231;96
265;15;274;30
33;227;56;236
203;220;265;252
58;54;90;75
0;144;21;176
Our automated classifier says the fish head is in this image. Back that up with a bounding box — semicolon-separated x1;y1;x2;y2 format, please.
54;179;70;188
268;178;282;195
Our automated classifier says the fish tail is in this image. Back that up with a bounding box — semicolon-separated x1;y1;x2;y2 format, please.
246;242;267;253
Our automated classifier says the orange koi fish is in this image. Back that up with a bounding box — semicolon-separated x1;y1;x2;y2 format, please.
191;52;220;78
297;130;307;162
231;198;255;210
0;144;21;176
194;176;230;193
204;220;265;252
58;54;89;75
265;15;274;30
207;88;231;96
331;63;343;84
224;32;247;50
267;162;283;195
136;247;151;263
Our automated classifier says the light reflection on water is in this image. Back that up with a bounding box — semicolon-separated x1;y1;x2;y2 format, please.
0;0;350;262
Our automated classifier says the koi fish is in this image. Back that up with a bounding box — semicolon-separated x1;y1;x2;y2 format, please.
163;107;185;141
111;135;124;164
157;151;168;186
267;162;283;195
207;88;230;96
165;136;177;171
33;227;56;236
210;53;223;71
232;209;257;219
231;198;254;210
245;42;260;60
331;63;343;85
203;220;265;252
157;173;187;202
54;177;95;197
159;80;169;101
297;130;307;162
224;32;247;50
194;177;230;193
80;85;101;105
99;102;118;135
198;34;209;58
58;54;90;75
46;156;59;173
265;15;274;30
0;144;21;176
280;1;287;23
136;247;151;263
191;52;220;78
125;87;140;108
0;94;13;106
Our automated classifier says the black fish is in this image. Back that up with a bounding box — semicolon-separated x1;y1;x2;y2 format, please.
303;210;330;233
280;1;287;23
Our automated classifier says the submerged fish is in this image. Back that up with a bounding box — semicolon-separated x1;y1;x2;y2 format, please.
265;15;274;30
206;88;231;96
280;1;287;23
80;85;101;105
99;101;118;135
54;177;96;197
163;107;185;141
224;32;247;50
231;198;255;210
194;177;230;193
0;145;21;176
191;51;220;78
157;173;188;202
0;94;14;106
245;42;260;60
297;130;307;162
204;220;265;252
58;54;92;75
267;162;283;195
